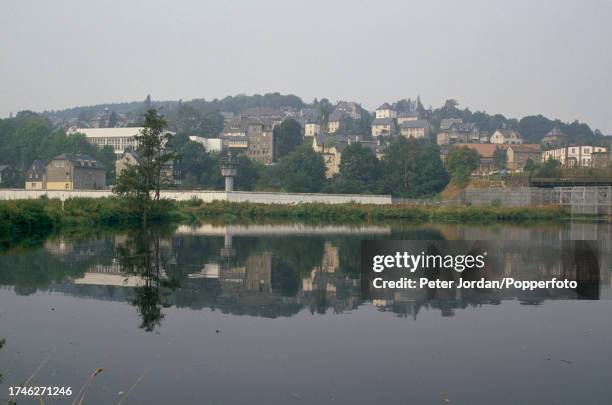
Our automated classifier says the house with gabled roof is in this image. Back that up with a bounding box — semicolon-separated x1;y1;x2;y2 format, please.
46;154;106;190
371;117;395;137
490;129;523;145
375;103;397;119
25;160;47;189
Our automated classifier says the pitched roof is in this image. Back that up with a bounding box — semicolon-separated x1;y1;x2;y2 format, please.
400;119;429;128
545;127;567;137
398;111;419;118
51;154;105;169
494;129;523;139
450;122;478;132
376;102;393;110
507;144;541;153
440;118;463;130
26;160;46;175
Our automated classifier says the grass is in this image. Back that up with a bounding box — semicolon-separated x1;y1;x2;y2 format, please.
0;196;580;249
178;200;569;223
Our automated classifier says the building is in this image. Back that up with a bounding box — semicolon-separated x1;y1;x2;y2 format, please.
541;127;568;149
400;119;429;139
221;117;276;163
371;117;395;137
334;101;361;120
25;160;46;189
542;145;607;167
115;150;181;186
69;127;175;156
239;107;284;121
592;149;612;168
397;111;419;125
490;129;523;145
375;103;397;119
304;122;321;137
327;110;345;134
188;136;223;153
506;144;541;171
46;154;106;190
436;121;481;145
246;120;275;164
451;144;500;175
439;118;463;132
0;165;16;186
312;134;376;177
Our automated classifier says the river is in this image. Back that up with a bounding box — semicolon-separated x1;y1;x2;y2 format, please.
1;222;611;404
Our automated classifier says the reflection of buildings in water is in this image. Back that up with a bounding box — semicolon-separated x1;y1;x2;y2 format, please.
44;237;109;261
300;242;360;313
371;239;607;317
72;257;169;287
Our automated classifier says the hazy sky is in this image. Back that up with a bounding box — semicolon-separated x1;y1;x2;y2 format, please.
1;0;611;132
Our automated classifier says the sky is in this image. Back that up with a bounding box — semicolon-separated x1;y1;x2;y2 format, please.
1;0;611;133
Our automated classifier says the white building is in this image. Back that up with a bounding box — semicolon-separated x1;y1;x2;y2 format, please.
490;129;523;145
69;127;175;156
189;136;223;153
375;103;397;119
304;122;321;137
397;111;419;124
400;120;429;139
542;145;607;167
371;118;395;137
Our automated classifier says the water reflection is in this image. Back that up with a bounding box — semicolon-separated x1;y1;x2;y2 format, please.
0;222;611;331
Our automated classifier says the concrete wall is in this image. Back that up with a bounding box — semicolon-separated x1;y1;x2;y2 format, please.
0;189;392;205
460;187;557;207
226;191;391;205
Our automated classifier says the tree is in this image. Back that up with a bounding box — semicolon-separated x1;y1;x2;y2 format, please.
446;146;480;187
538;157;560;178
98;145;117;184
108;111;119;128
523;158;537;174
274;118;303;159
330;143;380;193
380;138;448;197
114;109;176;224
314;98;334;127
493;148;507;170
278;145;326;192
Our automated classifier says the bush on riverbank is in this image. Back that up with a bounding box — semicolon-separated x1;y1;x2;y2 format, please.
0;197;180;247
0;199;59;244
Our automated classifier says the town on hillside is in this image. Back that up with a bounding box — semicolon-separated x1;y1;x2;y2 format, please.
1;94;611;196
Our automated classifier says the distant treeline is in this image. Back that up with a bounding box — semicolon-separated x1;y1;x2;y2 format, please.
42;93;607;143
0;111;117;186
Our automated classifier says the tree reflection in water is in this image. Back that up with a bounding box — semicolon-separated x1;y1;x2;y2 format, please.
115;225;178;332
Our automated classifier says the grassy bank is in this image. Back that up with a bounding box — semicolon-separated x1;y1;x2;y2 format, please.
0;197;574;248
179;200;569;223
0;197;179;248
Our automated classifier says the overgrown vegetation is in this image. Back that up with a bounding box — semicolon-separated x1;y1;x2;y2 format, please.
0;197;572;250
0;197;178;250
179;200;568;223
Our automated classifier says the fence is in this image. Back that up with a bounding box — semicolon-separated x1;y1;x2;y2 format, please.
555;186;612;216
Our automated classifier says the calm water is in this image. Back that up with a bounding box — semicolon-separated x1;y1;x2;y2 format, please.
1;222;612;405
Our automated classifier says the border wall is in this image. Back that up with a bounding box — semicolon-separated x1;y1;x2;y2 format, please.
0;189;392;205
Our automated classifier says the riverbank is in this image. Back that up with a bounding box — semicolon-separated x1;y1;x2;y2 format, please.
179;199;569;223
0;197;579;249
